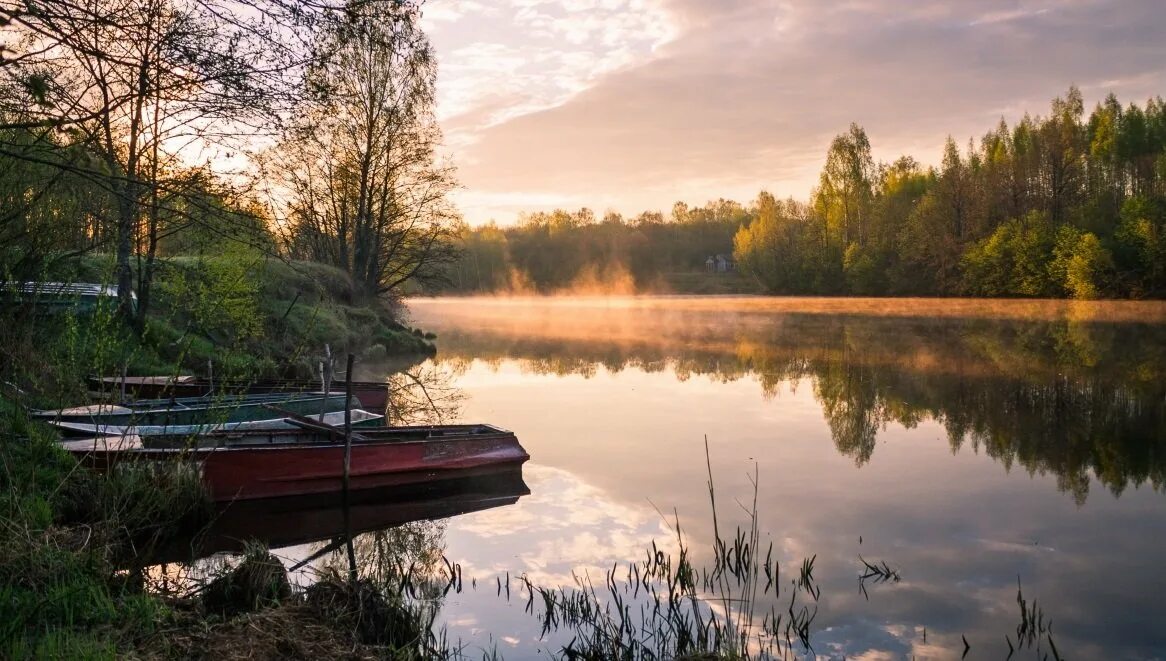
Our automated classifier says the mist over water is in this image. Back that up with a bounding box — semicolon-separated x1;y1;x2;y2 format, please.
398;296;1166;659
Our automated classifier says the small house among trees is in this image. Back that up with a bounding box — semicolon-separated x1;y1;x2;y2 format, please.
706;254;735;273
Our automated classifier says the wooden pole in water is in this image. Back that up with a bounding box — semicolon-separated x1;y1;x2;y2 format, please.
343;352;354;492
320;344;332;423
343;352;357;584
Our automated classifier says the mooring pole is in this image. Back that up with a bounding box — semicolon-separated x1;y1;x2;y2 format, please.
343;352;357;584
320;344;332;424
343;352;354;492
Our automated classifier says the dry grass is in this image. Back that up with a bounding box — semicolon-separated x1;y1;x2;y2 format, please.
141;602;384;660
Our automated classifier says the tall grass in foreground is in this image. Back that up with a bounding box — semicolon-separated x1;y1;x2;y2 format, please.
114;433;1072;660
508;438;821;660
0;402;213;658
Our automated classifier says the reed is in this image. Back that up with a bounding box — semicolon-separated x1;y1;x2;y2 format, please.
488;438;821;660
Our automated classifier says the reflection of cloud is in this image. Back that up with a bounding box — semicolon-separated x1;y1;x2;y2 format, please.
421;298;1166;657
451;464;675;587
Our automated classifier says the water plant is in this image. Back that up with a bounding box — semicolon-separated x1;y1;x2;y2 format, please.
492;438;822;660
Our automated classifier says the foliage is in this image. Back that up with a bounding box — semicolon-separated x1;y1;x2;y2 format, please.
734;193;825;293
436;201;751;294
276;0;459;300
961;212;1056;297
156;251;264;343
429;88;1166;299
0;403;209;657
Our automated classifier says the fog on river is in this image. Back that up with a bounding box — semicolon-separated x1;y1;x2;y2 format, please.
398;296;1166;659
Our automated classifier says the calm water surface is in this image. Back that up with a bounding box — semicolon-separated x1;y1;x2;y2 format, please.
227;296;1165;660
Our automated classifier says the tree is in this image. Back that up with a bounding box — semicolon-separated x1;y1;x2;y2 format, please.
961;211;1055;297
0;0;293;328
1038;86;1086;224
817;123;875;250
278;0;458;300
733;192;818;293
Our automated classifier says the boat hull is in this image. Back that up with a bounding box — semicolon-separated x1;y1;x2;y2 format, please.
52;408;384;439
66;425;530;501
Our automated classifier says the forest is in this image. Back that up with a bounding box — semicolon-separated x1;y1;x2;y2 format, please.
438;88;1166;299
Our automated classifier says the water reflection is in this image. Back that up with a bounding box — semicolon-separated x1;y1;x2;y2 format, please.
153;468;529;565
404;296;1166;658
415;300;1166;503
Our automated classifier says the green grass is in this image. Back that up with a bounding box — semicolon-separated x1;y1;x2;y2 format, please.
0;401;210;658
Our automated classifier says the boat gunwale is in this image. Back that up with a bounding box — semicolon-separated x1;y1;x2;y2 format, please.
62;424;519;454
33;392;353;419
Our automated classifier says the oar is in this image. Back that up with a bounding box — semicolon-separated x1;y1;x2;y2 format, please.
260;404;368;442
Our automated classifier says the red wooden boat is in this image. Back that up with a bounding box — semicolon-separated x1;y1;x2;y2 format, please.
88;375;393;412
63;424;529;501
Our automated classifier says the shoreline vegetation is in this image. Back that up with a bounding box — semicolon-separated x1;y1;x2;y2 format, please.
1;412;1065;659
0;255;437;657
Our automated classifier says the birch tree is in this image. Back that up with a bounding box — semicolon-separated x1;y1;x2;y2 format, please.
277;0;458;300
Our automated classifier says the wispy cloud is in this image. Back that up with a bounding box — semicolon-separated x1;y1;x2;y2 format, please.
424;0;1166;224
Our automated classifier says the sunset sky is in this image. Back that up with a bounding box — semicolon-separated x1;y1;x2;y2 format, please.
421;0;1166;225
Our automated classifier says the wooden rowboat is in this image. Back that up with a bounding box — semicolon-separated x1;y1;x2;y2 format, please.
50;408;385;438
34;392;357;432
89;375;393;412
62;424;530;501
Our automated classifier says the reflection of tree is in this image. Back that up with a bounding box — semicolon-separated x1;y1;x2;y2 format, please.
814;360;884;466
320;520;447;591
387;364;465;425
317;521;450;628
428;309;1166;502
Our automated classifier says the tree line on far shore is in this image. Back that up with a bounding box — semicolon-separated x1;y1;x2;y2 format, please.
438;88;1166;299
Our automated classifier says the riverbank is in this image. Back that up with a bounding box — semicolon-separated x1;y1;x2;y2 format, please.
0;255;442;656
6;255;435;406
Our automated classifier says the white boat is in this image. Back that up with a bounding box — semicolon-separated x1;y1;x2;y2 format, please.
52;408;384;437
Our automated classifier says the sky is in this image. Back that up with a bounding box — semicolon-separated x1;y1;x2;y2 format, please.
420;0;1166;226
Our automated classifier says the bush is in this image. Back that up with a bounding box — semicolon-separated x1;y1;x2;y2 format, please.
962;212;1056;297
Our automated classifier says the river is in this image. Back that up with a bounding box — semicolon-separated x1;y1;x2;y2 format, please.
388;296;1166;660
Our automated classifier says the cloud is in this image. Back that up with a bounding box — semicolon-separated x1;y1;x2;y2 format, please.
425;0;1166;223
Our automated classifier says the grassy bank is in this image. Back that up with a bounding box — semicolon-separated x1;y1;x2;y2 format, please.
4;255;435;407
0;253;442;656
75;254;434;375
0;400;213;657
661;270;762;295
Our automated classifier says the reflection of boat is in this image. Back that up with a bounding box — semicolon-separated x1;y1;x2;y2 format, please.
35;392;356;432
153;466;529;563
63;424;530;501
52;408;384;438
89;375;393;412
